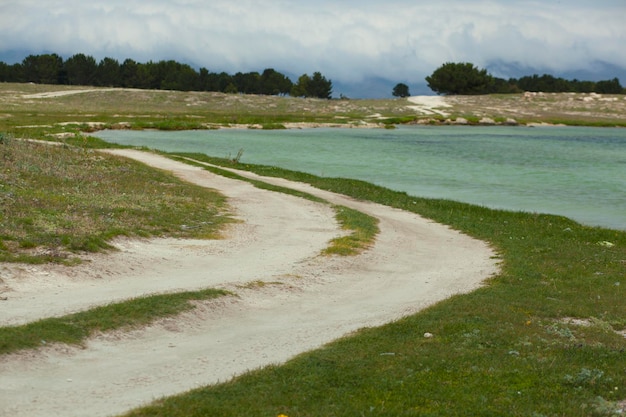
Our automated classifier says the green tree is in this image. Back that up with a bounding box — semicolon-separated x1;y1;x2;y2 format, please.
95;57;121;87
64;53;97;85
259;68;293;95
224;82;238;94
308;72;332;99
0;62;9;82
515;74;572;92
134;62;155;89
233;71;261;94
120;58;139;87
291;72;332;99
570;79;595;93
595;78;623;94
0;62;21;82
215;72;233;92
21;54;63;84
426;62;494;95
490;77;522;94
153;60;198;91
291;74;310;97
392;83;410;97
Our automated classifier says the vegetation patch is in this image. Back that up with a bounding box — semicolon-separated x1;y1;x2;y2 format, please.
323;205;379;256
0;137;233;263
0;288;230;355
236;280;283;290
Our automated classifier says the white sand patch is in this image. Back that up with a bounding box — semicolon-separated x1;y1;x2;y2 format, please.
22;89;118;99
21;87;156;99
406;95;451;116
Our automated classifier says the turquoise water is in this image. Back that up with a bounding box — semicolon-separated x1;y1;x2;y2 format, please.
95;126;626;230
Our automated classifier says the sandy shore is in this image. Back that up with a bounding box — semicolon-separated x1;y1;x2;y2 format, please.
0;150;499;417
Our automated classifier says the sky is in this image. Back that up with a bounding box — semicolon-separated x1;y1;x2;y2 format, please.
2;0;625;97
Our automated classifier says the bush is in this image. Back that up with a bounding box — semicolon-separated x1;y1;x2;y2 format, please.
426;62;494;95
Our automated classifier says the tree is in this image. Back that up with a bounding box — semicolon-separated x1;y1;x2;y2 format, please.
490;77;522;94
515;74;571;93
95;57;121;87
595;78;623;94
426;62;494;95
392;83;410;97
233;71;260;94
259;68;292;95
291;72;332;99
291;74;310;97
120;58;139;87
21;54;63;84
64;53;97;85
0;62;9;82
153;60;198;91
308;72;332;99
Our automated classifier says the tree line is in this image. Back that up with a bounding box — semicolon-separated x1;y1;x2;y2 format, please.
425;62;624;95
0;53;333;99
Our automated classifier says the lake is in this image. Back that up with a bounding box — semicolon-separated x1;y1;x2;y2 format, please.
94;125;626;231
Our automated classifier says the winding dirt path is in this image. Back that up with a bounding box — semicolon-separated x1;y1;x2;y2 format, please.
0;150;498;417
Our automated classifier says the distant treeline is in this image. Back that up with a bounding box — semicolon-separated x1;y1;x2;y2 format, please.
2;54;623;97
0;53;333;99
426;62;625;95
493;74;624;94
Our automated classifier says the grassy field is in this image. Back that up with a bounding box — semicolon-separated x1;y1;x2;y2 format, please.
1;83;625;136
1;83;625;416
0;137;233;264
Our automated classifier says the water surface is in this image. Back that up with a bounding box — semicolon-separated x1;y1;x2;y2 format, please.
95;126;626;230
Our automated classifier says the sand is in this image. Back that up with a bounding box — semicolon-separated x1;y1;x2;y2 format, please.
0;150;499;417
406;95;451;116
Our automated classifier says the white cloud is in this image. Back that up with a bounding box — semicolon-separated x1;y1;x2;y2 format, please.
1;0;625;94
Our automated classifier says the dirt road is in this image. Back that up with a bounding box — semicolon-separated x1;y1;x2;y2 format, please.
0;150;498;417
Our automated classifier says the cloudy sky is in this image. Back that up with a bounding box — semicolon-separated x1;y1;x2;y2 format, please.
2;0;625;97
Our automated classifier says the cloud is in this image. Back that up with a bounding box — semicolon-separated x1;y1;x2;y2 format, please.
1;0;625;96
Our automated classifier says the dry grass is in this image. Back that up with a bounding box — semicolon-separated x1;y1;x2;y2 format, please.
2;83;625;134
0;138;232;263
0;83;413;132
445;92;626;125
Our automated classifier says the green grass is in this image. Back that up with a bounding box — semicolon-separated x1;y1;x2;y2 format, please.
121;157;626;417
0;288;231;354
323;205;379;255
0;137;233;263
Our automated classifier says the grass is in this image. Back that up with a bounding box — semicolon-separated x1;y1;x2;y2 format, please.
0;137;233;263
120;157;626;417
0;288;230;354
2;84;625;135
323;205;378;255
